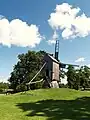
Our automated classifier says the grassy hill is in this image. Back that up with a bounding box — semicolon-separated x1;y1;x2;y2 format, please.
0;88;90;120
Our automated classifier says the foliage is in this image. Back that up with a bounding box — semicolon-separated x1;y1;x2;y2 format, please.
59;83;68;88
66;65;90;90
8;50;46;92
8;49;90;92
0;82;9;93
66;65;76;89
79;66;90;90
16;83;27;92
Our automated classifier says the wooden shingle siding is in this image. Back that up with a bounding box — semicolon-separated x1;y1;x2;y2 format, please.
52;62;59;81
44;53;60;81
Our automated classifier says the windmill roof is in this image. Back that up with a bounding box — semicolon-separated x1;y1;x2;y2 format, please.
48;54;60;64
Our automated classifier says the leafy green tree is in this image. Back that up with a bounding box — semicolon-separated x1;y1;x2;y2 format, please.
66;65;90;90
79;66;90;90
8;50;46;91
0;82;9;93
16;83;27;92
73;69;80;90
66;65;76;89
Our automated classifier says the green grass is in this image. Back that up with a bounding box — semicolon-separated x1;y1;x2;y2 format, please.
0;88;90;120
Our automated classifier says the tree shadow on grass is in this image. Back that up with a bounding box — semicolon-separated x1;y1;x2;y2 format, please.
16;97;90;120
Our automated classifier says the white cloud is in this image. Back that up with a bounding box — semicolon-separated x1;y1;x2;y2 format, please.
48;3;90;39
87;64;90;68
0;76;8;83
0;17;43;47
48;31;58;44
75;57;85;63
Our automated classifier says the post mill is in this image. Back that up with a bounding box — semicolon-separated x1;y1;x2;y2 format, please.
27;39;79;88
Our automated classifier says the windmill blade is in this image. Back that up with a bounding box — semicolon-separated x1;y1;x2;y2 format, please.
60;63;79;68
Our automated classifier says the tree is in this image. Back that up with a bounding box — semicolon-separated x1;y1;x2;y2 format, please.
8;50;46;92
0;82;9;93
66;65;76;89
79;66;90;90
66;65;90;90
16;83;27;92
73;69;80;90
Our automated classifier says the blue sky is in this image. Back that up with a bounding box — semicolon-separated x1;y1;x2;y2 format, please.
0;0;90;82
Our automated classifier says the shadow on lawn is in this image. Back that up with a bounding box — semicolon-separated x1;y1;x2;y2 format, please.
16;97;90;120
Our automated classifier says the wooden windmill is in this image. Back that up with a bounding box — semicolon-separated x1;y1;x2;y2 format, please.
27;39;79;88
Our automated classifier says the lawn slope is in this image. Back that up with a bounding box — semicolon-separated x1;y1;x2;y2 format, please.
0;88;90;120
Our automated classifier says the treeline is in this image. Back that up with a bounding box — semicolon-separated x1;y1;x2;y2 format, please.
66;65;90;90
0;82;9;93
1;50;90;93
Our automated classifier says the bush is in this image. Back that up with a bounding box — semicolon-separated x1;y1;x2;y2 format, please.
0;82;9;93
59;84;68;88
16;84;27;92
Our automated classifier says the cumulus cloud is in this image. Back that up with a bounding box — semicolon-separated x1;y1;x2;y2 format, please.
48;3;90;40
0;76;8;82
75;57;85;63
0;17;43;47
87;64;90;68
48;31;58;44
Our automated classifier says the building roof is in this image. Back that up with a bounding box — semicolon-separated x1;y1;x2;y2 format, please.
48;54;60;64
